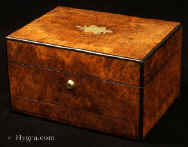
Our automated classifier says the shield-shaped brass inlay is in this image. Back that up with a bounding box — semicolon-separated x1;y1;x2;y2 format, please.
76;25;113;35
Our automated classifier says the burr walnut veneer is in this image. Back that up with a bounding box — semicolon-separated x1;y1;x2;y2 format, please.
6;6;182;140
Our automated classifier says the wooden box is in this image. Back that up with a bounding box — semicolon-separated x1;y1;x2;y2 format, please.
6;6;182;140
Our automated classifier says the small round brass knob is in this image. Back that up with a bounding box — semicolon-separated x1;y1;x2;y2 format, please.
66;80;75;90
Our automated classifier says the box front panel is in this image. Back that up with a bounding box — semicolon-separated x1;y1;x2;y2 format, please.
7;40;140;86
8;63;140;139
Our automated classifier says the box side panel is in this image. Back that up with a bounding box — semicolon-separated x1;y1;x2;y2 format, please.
143;46;181;137
7;40;140;86
8;63;140;139
143;26;182;84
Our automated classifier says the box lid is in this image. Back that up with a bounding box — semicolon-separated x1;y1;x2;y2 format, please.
7;6;180;61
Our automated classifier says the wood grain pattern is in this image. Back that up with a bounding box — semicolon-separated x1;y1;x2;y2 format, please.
8;6;179;60
144;27;182;84
7;40;140;86
143;51;181;138
12;95;139;139
8;63;140;139
142;26;182;138
6;6;182;140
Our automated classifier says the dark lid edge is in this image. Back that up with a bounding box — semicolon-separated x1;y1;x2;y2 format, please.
5;36;143;64
142;22;182;62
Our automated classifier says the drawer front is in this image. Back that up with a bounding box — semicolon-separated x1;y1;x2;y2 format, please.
8;63;140;138
7;40;140;86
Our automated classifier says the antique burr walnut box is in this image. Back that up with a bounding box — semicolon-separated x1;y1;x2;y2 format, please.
6;6;182;140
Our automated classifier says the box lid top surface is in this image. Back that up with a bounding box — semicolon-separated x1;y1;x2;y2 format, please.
8;6;180;60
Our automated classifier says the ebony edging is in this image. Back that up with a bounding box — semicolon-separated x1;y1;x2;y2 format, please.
142;23;182;62
5;20;181;141
5;36;142;63
5;23;182;65
139;62;144;140
2;37;12;109
138;23;181;140
8;61;142;88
